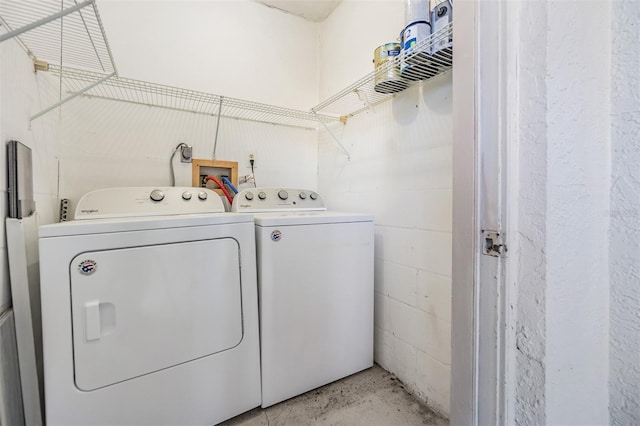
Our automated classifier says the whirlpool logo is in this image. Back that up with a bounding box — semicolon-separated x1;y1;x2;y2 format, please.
78;259;98;275
271;230;282;242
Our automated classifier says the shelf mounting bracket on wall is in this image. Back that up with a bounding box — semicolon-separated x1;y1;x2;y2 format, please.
312;110;351;160
30;71;115;122
354;88;374;114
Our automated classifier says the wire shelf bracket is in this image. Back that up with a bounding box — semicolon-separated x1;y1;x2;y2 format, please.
212;96;224;159
312;109;350;160
30;70;115;122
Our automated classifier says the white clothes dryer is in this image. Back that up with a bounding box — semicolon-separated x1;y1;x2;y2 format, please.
39;187;261;425
232;188;374;407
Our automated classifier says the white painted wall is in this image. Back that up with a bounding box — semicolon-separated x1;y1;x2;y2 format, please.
511;1;547;423
97;0;320;110
318;0;452;416
318;0;403;100
58;96;318;208
545;1;610;423
506;1;611;424
0;37;61;312
609;0;640;423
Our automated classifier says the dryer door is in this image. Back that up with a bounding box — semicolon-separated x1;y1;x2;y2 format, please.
70;238;242;391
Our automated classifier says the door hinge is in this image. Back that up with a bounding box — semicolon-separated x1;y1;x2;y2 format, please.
482;230;507;257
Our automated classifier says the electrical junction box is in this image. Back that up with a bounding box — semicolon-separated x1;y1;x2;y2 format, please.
191;159;238;196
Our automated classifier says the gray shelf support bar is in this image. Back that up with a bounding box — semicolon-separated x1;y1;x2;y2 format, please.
312;110;351;160
212;96;224;160
30;71;115;122
0;16;34;58
0;0;94;43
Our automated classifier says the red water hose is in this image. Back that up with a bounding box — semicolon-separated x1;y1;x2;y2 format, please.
205;176;233;205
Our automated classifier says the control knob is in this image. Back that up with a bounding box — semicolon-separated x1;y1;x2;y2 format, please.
278;190;289;200
299;192;307;200
258;191;267;200
245;191;254;201
150;189;165;202
198;191;208;200
310;192;318;200
182;191;192;200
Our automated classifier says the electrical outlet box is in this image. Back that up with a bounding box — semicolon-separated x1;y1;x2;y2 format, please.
180;145;192;163
191;159;238;196
247;153;257;170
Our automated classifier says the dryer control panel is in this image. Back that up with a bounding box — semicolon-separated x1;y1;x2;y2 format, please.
232;188;326;213
74;187;225;220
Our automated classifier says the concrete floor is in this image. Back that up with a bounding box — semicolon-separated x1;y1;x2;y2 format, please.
223;365;449;426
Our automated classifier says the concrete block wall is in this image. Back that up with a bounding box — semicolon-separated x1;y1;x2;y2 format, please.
317;0;452;416
317;74;453;415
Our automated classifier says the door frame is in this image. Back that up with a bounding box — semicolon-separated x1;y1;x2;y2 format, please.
450;1;516;424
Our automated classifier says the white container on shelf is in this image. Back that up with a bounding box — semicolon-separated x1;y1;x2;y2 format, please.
400;20;438;81
430;0;453;64
404;0;430;25
373;43;409;94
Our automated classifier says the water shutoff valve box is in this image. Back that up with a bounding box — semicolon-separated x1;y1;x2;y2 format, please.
191;159;238;196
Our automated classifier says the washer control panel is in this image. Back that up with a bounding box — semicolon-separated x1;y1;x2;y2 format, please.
74;187;225;219
232;188;326;212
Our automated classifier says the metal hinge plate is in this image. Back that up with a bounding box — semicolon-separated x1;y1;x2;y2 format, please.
482;230;507;257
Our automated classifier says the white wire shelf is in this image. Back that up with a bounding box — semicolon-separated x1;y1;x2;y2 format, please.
0;0;448;137
0;0;116;73
312;21;452;119
49;65;339;129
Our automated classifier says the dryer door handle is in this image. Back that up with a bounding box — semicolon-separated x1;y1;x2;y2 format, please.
84;300;101;341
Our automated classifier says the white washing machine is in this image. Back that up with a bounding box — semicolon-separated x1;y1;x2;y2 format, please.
232;187;374;407
39;187;261;425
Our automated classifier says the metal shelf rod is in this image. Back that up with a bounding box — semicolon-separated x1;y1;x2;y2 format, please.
212;96;224;159
0;14;34;58
30;70;115;121
90;1;117;74
313;110;350;159
76;4;105;71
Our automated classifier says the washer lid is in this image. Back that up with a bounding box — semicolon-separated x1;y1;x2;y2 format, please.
254;211;373;227
40;212;254;238
74;187;225;220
